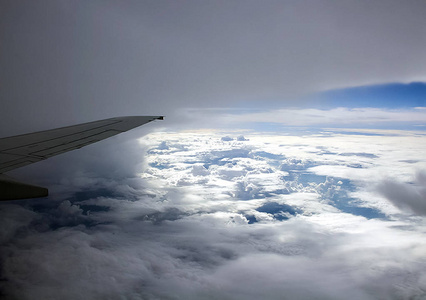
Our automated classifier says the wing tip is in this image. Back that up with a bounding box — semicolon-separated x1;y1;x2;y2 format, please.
116;115;164;121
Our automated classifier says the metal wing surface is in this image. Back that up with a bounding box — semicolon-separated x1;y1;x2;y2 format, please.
0;116;162;174
0;116;163;200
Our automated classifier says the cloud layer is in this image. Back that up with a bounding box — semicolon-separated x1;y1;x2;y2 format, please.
1;129;426;299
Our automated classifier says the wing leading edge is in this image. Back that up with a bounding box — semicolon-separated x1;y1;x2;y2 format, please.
0;116;163;200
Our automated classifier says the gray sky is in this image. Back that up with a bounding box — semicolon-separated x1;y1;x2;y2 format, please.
1;0;426;134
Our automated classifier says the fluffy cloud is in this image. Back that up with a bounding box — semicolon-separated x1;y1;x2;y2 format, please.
2;202;425;299
1;129;426;299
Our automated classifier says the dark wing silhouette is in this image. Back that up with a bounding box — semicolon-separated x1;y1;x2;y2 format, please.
0;116;163;200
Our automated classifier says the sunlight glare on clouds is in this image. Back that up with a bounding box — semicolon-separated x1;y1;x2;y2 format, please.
140;129;426;219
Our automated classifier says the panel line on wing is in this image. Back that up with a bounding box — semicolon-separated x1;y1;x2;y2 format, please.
31;130;122;157
0;120;123;152
0;116;163;175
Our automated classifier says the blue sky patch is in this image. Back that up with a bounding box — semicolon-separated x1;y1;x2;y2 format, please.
313;82;426;109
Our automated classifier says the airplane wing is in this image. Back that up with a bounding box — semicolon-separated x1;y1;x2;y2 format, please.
0;116;163;200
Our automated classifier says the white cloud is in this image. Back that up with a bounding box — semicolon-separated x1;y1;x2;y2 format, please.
218;107;426;127
2;129;426;299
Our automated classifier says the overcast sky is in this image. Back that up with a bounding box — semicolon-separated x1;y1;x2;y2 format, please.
1;1;426;299
1;0;426;134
